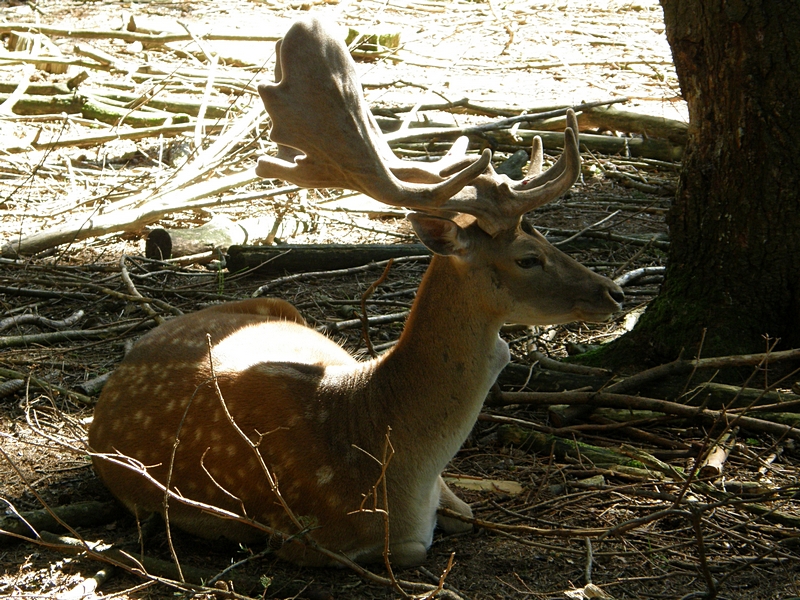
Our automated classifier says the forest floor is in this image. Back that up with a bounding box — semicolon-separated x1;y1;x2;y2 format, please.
1;0;798;599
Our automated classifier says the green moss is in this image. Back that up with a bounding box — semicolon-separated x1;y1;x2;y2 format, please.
566;345;611;368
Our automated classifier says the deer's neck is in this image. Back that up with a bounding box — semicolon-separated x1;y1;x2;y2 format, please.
368;255;510;455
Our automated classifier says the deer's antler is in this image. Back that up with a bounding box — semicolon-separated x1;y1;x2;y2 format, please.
256;17;490;208
256;17;582;235
436;110;581;235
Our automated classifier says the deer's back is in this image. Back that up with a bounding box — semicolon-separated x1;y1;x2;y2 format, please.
88;298;392;565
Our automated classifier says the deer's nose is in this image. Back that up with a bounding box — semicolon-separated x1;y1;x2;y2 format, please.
609;288;625;305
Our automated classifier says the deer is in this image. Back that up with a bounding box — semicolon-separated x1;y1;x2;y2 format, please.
88;16;624;568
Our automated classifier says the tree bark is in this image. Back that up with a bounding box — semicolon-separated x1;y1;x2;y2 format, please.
611;1;800;363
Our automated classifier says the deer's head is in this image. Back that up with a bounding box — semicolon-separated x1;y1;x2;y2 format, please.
255;17;623;326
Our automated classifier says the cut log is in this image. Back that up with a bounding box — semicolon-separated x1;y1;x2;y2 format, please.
386;127;684;162
698;429;736;480
443;475;524;496
226;244;431;275
0;81;73;95
582;105;688;145
527;105;689;145
145;214;304;259
483;129;683;162
147;216;241;260
0;92;84;115
0;92;192;126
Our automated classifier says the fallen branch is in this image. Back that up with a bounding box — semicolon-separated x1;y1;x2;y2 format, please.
604;347;800;396
0;79;72;96
1;176;298;257
34;531;257;594
0;320;152;351
544;228;669;249
530;104;688;145
0;87;197;126
614;266;666;286
0;309;84;332
0;53;113;73
496;425;644;467
4;97;275;256
370;95;547;118
0;23;282;45
4;120;226;152
93;89;236;118
0;366;93;404
380;99;684;161
689;382;800;411
0;501;124;546
81;95;190;127
456;99;630;134
437;507;608;538
251;254;430;296
0;285;94;300
227;243;430;275
491;390;800;440
0;92;84;115
388;125;683;163
321;310;409;335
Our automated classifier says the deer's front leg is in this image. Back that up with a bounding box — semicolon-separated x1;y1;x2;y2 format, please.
436;476;473;534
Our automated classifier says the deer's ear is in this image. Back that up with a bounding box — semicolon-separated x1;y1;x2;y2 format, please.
408;213;470;256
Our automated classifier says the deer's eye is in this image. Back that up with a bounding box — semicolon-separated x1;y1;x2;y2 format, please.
516;256;542;269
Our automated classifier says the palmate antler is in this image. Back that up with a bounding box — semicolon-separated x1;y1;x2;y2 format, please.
256;16;581;235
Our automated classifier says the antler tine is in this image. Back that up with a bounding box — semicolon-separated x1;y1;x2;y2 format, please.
527;135;544;178
380;135;477;185
256;17;490;209
435;109;582;235
519;109;580;188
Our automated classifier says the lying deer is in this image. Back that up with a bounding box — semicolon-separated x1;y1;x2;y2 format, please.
89;17;623;567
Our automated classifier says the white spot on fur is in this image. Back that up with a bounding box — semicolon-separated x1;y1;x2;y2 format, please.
316;465;334;485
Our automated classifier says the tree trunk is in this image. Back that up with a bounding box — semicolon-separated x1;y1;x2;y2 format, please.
611;1;800;364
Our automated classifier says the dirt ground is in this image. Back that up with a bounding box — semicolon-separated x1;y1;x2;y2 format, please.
1;0;799;598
